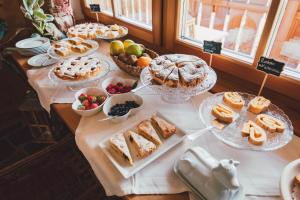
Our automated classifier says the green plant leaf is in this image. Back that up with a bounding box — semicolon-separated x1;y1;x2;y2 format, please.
37;0;44;7
24;12;33;20
33;9;47;20
32;22;44;34
22;0;33;15
44;14;54;22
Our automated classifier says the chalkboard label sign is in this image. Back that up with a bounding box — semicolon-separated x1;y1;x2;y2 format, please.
256;57;284;76
90;4;101;12
203;40;222;54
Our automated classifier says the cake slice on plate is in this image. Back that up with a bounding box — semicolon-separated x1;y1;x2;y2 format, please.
151;115;176;139
128;131;156;158
137;120;162;146
110;133;133;165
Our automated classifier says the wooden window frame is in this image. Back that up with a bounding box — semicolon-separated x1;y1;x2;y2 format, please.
162;0;300;101
80;0;162;46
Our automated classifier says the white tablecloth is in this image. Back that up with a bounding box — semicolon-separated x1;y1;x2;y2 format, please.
75;92;300;198
26;50;300;199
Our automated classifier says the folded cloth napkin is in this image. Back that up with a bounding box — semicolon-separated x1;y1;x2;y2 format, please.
75;91;300;198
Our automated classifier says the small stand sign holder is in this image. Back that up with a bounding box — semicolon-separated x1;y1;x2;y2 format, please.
89;4;101;22
256;56;285;96
203;40;222;67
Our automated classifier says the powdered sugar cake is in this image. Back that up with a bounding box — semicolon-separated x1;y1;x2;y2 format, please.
149;54;208;88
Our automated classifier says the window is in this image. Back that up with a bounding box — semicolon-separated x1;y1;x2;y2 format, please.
114;0;152;30
265;0;300;79
178;0;273;63
84;0;152;29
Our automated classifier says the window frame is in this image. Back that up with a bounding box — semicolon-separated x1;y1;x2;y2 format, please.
81;0;162;45
162;0;300;98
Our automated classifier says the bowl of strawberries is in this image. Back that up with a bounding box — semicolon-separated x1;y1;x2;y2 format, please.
72;87;108;117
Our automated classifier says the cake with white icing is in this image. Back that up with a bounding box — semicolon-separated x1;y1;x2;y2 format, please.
149;54;208;88
53;55;102;81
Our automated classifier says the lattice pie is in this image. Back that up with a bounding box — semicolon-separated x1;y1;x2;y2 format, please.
53;55;103;81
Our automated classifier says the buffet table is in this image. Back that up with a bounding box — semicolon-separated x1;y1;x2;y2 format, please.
9;41;300;200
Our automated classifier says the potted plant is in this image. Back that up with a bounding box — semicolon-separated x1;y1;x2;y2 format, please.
20;0;65;40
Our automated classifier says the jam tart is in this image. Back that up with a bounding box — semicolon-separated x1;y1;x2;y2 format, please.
53;55;102;81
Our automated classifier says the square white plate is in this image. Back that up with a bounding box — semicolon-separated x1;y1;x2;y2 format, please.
98;111;187;178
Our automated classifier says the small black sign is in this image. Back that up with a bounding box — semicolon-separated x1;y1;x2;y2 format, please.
89;4;101;12
256;57;284;76
203;40;222;54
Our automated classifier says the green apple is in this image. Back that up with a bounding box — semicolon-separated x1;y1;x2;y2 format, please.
125;44;142;57
123;39;135;49
110;40;125;56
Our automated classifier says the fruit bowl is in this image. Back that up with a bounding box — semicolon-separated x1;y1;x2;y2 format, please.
72;87;108;117
112;47;159;77
101;76;138;96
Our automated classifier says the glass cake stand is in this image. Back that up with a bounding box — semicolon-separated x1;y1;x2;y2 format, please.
48;59;110;91
198;92;294;151
140;66;217;103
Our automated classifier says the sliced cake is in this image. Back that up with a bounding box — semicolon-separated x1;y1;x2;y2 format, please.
110;133;133;165
128;131;156;158
151;115;176;139
137;120;162;146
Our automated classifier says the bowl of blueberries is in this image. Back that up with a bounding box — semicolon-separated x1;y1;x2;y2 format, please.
103;93;143;123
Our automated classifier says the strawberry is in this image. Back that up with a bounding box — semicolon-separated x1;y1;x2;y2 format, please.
87;95;97;103
82;99;90;108
96;95;106;104
78;93;87;102
90;103;98;109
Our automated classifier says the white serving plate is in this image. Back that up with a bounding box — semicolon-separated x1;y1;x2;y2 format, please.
98;112;187;178
281;159;300;200
28;53;58;67
16;37;50;49
47;38;99;59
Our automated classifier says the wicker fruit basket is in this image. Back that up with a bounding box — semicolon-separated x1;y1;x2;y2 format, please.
112;48;159;77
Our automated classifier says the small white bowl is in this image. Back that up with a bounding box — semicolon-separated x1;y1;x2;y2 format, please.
102;77;137;96
72;87;108;117
103;93;143;123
